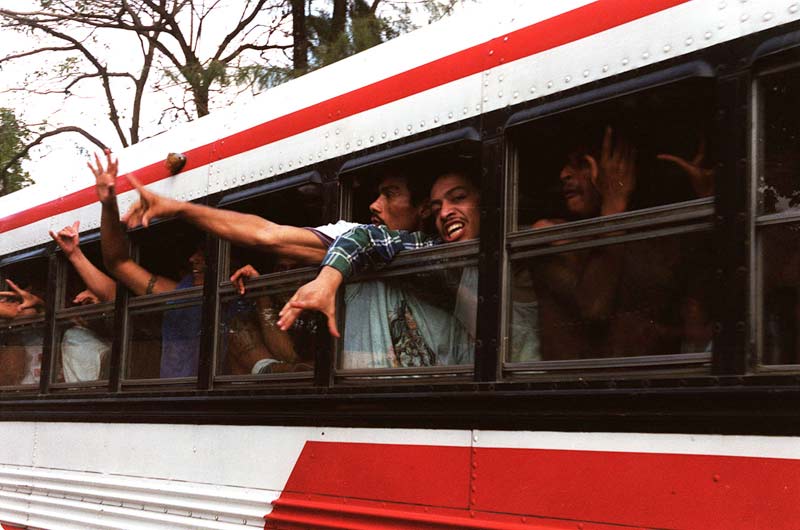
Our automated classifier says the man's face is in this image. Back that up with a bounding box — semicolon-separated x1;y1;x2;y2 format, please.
559;152;601;219
189;248;206;286
430;172;481;243
369;176;426;231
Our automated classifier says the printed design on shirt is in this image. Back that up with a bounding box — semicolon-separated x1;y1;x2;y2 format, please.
388;299;435;367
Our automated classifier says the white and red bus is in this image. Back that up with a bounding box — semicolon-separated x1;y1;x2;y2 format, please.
2;0;800;528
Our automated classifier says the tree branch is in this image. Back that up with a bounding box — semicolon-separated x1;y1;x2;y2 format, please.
0;126;107;180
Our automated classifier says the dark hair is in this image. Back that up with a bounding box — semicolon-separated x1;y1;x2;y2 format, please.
376;165;433;207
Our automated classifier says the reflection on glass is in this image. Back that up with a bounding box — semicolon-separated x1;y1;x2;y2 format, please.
509;232;713;362
760;68;800;214
127;300;201;379
54;313;113;383
219;290;322;376
761;223;800;365
339;266;478;370
0;324;44;387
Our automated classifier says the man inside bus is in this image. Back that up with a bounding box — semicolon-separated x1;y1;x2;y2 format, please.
530;125;714;360
276;168;540;366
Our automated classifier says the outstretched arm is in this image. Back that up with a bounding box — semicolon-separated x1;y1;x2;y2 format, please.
90;150;176;296
121;175;327;265
50;221;116;303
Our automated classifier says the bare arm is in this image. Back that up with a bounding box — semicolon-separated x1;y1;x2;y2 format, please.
0;300;19;319
121;177;327;265
91;150;176;296
230;264;300;363
50;221;116;303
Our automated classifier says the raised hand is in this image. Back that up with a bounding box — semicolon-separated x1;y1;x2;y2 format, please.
88;149;118;205
658;138;714;198
49;220;81;257
73;289;100;306
0;279;44;312
588;126;637;216
277;266;342;338
230;264;260;295
121;172;182;228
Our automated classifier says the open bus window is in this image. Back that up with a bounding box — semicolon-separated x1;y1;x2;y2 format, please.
337;149;481;374
512;78;715;230
218;280;326;376
761;223;800;365
339;263;476;371
123;221;205;381
224;183;325;278
508;231;713;364
759;66;800;214
216;183;326;378
60;238;112;308
0;257;48;387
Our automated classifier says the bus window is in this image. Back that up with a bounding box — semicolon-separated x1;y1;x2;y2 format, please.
50;238;115;385
759;67;800;215
335;156;481;374
513;78;715;230
508;231;713;364
758;65;800;365
124;221;205;381
216;184;326;378
0;258;48;388
506;78;716;369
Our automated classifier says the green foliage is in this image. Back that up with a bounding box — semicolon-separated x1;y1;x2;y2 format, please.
0;108;33;196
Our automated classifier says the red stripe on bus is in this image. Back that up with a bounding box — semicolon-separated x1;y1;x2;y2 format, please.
0;0;687;236
268;442;800;529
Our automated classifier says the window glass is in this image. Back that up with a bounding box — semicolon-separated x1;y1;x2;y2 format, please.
218;281;326;376
0;258;48;388
761;223;800;365
508;231;713;363
339;264;476;371
759;67;800;214
126;295;202;380
514;79;715;230
0;323;44;387
53;312;113;384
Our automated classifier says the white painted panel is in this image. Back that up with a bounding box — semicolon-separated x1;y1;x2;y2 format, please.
0;422;36;466
473;430;800;459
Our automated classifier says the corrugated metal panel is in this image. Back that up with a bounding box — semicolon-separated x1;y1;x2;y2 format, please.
0;465;274;529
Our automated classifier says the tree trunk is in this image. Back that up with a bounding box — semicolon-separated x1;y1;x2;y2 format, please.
291;0;308;72
331;0;347;37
